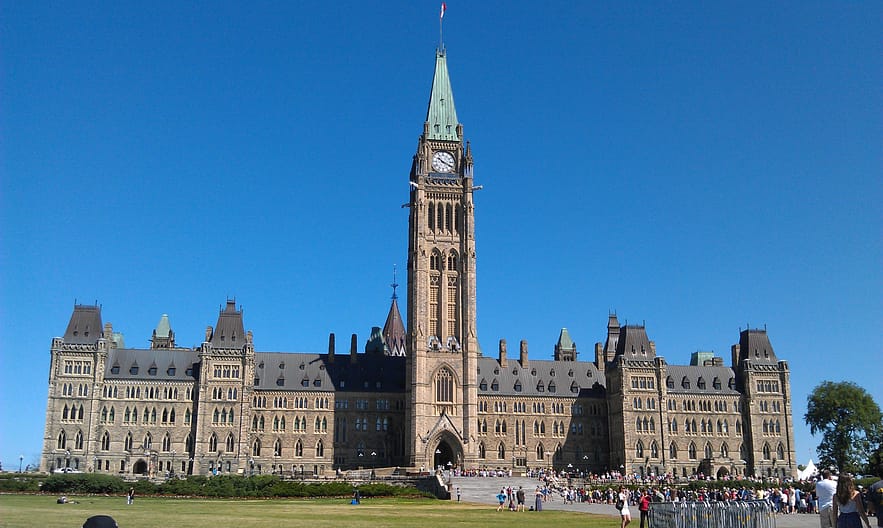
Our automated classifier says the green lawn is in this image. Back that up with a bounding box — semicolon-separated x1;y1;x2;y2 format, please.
0;495;621;528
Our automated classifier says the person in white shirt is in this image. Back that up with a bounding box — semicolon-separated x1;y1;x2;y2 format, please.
817;469;838;528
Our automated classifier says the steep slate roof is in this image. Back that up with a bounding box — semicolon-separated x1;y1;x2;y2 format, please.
615;325;655;360
738;329;779;364
425;49;459;141
63;304;103;344
665;364;739;395
253;353;406;394
104;348;200;382
210;300;246;348
477;357;606;398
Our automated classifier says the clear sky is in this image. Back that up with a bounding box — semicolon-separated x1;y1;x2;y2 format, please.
1;2;880;472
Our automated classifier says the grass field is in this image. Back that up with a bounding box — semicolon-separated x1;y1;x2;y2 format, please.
0;495;622;528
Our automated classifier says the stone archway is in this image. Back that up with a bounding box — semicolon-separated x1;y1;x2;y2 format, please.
430;433;462;471
716;466;730;479
133;459;148;475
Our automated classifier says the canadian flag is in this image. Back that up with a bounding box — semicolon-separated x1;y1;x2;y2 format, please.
440;2;446;20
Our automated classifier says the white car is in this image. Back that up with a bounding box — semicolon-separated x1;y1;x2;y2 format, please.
53;467;82;474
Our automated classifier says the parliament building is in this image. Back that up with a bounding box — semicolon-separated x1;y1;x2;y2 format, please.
41;48;796;481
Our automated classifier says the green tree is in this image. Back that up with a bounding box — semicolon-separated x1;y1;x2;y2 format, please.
805;381;882;474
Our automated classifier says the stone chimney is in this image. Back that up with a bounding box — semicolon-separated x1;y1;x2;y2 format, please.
350;333;358;364
498;339;508;367
519;340;529;367
327;333;335;363
595;342;605;371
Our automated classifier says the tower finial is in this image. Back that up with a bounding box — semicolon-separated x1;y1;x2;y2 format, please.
391;265;399;300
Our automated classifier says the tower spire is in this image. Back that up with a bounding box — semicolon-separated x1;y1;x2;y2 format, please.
391;265;399;300
425;49;459;141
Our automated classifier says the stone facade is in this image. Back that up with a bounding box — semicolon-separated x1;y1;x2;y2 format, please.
41;48;796;480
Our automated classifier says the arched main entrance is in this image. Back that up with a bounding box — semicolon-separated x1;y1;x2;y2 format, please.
430;433;463;471
716;466;730;479
133;460;148;475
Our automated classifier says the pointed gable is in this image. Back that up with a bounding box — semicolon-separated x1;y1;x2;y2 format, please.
63;304;103;344
425;49;460;141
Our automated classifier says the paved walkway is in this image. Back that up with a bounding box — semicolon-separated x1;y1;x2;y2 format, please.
449;476;820;528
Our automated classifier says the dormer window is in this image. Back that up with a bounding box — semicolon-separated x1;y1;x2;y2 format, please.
667;376;674;389
491;379;499;391
681;377;690;389
130;365;139;375
276;378;284;387
111;365;120;375
548;381;556;393
536;381;544;392
712;377;721;390
514;381;522;392
697;377;706;389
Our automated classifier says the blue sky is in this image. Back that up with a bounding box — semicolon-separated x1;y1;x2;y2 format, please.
1;1;880;471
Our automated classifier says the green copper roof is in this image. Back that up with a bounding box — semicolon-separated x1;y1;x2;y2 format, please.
557;328;576;350
426;49;460;141
155;314;171;338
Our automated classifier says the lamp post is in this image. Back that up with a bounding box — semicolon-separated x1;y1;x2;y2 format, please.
249;458;255;477
583;455;589;480
435;448;441;471
370;451;377;480
65;449;71;469
19;455;24;473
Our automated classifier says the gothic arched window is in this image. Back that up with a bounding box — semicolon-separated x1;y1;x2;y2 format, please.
435;367;454;403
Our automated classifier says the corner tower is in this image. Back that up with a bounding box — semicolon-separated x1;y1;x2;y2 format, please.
406;48;479;469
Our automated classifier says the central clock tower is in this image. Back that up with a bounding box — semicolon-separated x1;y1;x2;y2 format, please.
405;48;480;470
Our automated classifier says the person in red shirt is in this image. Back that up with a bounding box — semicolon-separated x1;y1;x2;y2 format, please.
638;489;652;528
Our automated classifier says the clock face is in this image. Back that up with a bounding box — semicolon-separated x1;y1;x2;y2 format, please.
431;151;456;173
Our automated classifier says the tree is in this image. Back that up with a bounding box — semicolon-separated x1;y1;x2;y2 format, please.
805;381;882;474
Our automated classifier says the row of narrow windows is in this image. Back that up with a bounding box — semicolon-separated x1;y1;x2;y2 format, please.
669;418;734;435
479;401;569;414
250;438;324;458
668;399;744;413
113;406;189;425
58;430;195;454
477;419;600;438
63;360;92;375
476;441;564;461
61;383;89;397
252;396;329;409
251;415;330;433
212;387;238;400
101;385;184;400
427;202;461;234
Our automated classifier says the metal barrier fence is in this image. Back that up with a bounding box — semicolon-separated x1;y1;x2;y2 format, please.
648;500;776;528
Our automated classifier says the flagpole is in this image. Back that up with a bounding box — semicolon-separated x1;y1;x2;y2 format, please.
439;3;446;52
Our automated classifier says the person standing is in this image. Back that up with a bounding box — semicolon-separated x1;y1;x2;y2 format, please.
618;486;632;528
638;489;651;528
867;463;883;528
535;486;543;512
818;470;838;528
126;487;134;505
496;489;507;511
456;486;461;502
516;486;525;512
833;473;872;528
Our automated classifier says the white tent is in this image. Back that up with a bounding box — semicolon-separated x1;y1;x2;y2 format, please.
798;459;818;480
